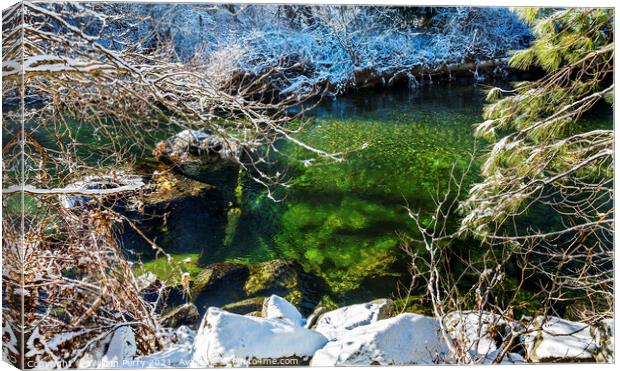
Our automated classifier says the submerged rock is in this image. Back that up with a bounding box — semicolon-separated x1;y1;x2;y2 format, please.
190;307;327;367
244;259;328;315
310;313;447;366
191;262;250;315
313;299;394;341
189;259;329;318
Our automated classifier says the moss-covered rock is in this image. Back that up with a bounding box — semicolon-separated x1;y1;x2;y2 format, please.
244;259;328;315
160;303;201;329
221;297;265;315
190;262;250;316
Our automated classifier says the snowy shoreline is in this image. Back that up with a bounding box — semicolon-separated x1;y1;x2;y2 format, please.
76;295;614;368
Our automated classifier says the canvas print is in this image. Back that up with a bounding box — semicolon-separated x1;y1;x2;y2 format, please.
1;1;615;369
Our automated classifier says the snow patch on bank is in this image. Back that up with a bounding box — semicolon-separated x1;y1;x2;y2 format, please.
311;313;447;366
313;299;393;341
190;307;327;367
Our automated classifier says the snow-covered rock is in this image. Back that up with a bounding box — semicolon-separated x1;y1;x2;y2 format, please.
523;316;603;362
78;326;137;368
313;299;393;340
595;318;614;362
129;327;195;368
155;129;240;164
103;327;137;365
262;294;303;326
444;310;510;356
190;307;327;367
310;313;447;366
61;173;144;209
477;350;525;364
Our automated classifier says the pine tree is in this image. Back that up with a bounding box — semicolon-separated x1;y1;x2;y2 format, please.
461;8;614;321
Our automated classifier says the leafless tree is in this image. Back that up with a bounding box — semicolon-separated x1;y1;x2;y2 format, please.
402;152;612;364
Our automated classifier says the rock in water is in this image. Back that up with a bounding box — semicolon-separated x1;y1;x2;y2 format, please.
61;173;144;209
155;129;240;164
190;307;327;367
244;259;328;315
262;295;303;326
191;262;250;315
313;299;394;340
522;316;611;362
221;297;265;315
160;303;201;329
310;313;447;366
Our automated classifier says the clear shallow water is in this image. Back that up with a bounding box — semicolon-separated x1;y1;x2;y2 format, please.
204;84;487;302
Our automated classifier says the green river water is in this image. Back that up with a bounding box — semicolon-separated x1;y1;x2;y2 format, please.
144;84;488;305
9;82;610;308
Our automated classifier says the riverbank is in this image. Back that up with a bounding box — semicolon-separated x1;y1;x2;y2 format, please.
76;294;614;368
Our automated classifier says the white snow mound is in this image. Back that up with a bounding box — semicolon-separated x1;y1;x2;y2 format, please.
191;307;327;367
263;294;303;326
310;313;447;366
313;299;392;341
523;316;600;362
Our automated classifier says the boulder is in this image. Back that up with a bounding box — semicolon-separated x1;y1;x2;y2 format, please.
61;173;144;209
131;326;195;368
78;326;137;368
160;303;201;329
305;306;327;329
262;295;303;326
310;313;447;366
155;129;241;164
522;316;604;362
313;299;394;340
191;262;249;316
190;307;328;367
444;310;511;356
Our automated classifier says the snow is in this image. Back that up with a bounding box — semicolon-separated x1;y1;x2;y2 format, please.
128;5;530;95
262;294;304;326
77;326;136;368
477;350;525;364
522;316;600;362
313;299;392;341
129;327;196;368
597;318;614;361
444;310;507;356
100;327;137;368
190;307;328;367
310;313;447;366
